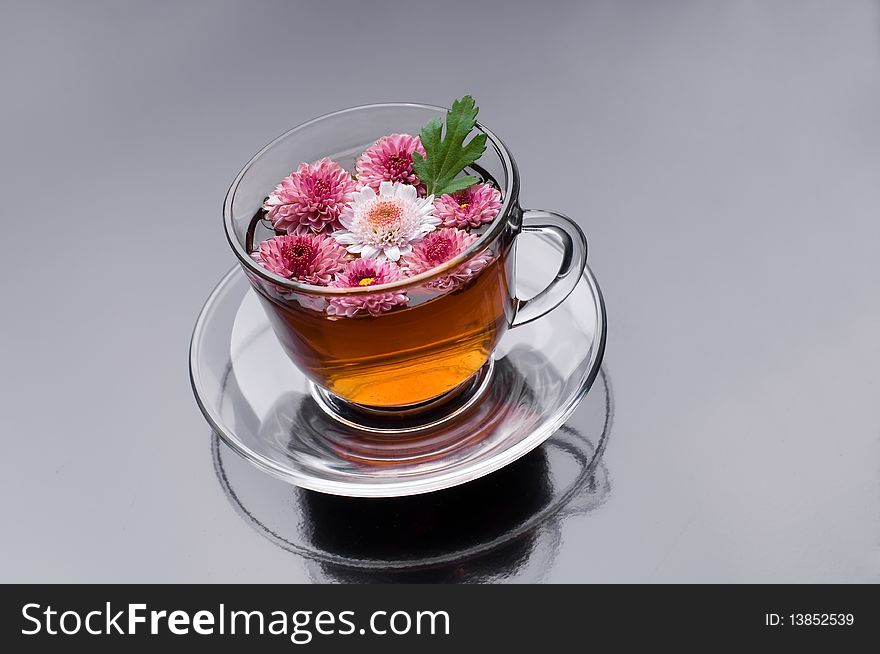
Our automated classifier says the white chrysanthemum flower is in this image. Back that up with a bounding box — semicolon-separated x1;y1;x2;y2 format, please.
332;181;439;261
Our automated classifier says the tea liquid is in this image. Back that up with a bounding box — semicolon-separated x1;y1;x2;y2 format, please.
256;256;514;407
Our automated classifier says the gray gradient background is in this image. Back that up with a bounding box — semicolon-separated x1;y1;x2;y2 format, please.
1;0;878;582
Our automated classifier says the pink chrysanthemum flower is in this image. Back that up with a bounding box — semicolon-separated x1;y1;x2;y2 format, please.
333;181;439;261
401;227;491;290
255;233;348;285
327;258;408;317
355;133;426;194
263;158;356;235
433;183;502;229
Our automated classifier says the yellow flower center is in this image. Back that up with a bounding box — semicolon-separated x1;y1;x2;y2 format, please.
459;202;470;209
358;276;376;286
368;200;403;227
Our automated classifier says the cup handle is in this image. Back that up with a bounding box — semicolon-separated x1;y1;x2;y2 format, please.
511;209;588;328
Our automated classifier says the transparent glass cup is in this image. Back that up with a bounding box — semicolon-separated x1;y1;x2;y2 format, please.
224;104;587;423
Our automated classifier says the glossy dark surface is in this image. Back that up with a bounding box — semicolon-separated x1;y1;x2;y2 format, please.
1;1;878;582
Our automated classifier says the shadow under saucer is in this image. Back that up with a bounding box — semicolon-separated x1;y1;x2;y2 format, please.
212;367;614;583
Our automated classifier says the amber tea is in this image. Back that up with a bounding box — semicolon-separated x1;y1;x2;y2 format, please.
253;253;514;407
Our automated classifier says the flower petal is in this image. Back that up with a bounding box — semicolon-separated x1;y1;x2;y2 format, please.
334;232;357;244
356;186;376;202
397;184;417;202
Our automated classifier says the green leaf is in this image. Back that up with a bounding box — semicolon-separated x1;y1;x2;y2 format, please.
438;175;480;195
412;95;488;196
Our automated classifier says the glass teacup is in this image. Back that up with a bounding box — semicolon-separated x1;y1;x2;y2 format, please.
224;104;586;422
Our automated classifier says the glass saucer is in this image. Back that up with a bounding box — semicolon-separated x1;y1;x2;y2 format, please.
190;236;606;497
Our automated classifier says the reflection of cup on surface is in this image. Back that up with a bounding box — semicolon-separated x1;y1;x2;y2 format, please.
300;446;554;583
224;104;587;411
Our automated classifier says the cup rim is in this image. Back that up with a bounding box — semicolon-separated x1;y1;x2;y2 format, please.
223;102;520;296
